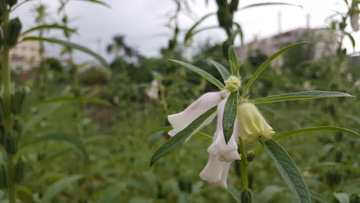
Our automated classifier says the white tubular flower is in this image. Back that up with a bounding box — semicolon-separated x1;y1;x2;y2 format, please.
167;91;227;137
207;99;240;162
199;154;232;188
237;101;275;144
200;98;240;188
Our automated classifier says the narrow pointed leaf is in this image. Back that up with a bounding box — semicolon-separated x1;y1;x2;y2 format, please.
184;13;215;43
22;37;109;68
345;32;356;48
150;106;217;167
168;59;224;89
227;185;241;203
42;175;83;202
261;139;311;203
27;133;90;163
233;22;244;45
208;59;230;80
34;96;115;107
79;0;110;7
146;126;173;137
223;91;238;143
253;126;360;153
241;42;307;97
239;3;302;11
253;91;354;104
333;193;349;203
21;24;76;37
274;126;360;141
228;45;240;75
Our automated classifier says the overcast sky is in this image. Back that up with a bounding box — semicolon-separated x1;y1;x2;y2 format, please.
13;0;354;63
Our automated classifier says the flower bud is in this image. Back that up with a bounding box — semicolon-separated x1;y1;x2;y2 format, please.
237;101;275;144
224;76;241;92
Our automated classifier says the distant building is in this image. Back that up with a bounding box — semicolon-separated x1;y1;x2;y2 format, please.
236;28;338;62
10;39;41;70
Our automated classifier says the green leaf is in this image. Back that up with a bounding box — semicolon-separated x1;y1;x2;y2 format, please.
21;24;76;37
253;126;360;153
345;32;356;48
167;59;224;89
42;175;83;202
239;3;302;11
274;126;360;141
227;185;241;203
233;22;244;45
150;106;217;167
253;91;354;104
184;13;215;43
228;45;240;75
146;126;173;137
22;37;109;68
27;133;90;163
78;0;110;7
34;96;115;107
194;132;213;141
223;91;238;143
241;42;307;98
208;59;230;81
310;191;329;203
333;193;349;203
260;139;311;203
23;103;62;133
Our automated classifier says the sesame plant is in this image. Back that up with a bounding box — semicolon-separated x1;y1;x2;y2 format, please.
0;0;109;202
150;43;357;203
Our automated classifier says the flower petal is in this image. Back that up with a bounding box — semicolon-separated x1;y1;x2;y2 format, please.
168;91;227;137
199;154;231;188
207;99;240;162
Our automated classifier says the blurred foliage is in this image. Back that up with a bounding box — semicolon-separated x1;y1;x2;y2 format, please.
3;0;360;202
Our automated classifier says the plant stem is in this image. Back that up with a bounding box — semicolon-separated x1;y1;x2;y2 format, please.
1;10;16;203
238;128;249;189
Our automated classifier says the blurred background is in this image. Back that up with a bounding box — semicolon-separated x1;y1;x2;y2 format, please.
6;0;360;202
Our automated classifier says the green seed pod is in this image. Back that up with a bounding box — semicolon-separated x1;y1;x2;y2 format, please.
335;151;342;163
229;0;239;12
6;17;22;47
241;188;252;203
11;88;25;115
0;0;7;16
325;170;342;188
0;125;5;146
5;131;19;155
0;97;5;122
0;165;8;190
6;0;17;7
178;176;192;194
15;158;26;184
13;119;22;138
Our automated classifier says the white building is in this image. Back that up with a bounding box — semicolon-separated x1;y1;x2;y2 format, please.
10;39;41;70
236;28;338;62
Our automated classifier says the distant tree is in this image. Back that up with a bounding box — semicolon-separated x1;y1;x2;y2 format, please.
106;35;140;60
